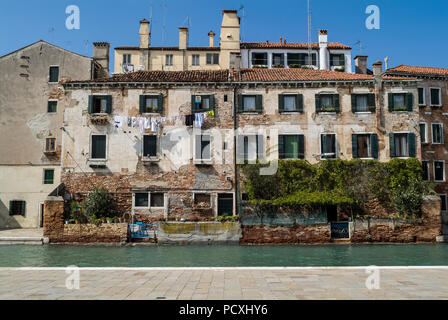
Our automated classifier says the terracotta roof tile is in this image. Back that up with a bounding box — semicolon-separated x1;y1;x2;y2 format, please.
387;65;448;76
238;68;373;81
241;42;351;50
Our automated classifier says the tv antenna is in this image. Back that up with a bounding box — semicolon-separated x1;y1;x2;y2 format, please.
307;0;312;64
239;5;245;42
149;2;153;45
353;40;364;54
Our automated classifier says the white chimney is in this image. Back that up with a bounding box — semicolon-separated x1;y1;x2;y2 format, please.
318;29;329;70
179;27;188;50
208;31;216;48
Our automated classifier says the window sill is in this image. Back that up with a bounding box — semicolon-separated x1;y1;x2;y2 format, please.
435;180;446;183
142;157;160;163
354;112;373;115
240;112;262;114
88;159;107;168
43;150;56;155
317;112;338;115
430;105;442;108
194;159;213;165
141;112;161;115
390;110;411;113
359;158;375;160
279;111;303;114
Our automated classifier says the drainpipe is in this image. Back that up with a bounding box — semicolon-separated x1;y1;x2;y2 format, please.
233;84;239;216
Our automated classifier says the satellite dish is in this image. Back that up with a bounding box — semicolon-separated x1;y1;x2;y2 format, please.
122;63;134;73
137;65;144;71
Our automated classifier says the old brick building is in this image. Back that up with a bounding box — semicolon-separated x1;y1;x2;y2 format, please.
386;65;448;233
61;63;419;221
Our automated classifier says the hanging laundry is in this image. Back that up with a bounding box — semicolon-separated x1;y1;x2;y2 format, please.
127;117;132;127
144;117;151;129
139;118;145;134
113;116;123;128
131;117;137;128
206;110;215;117
194;112;205;128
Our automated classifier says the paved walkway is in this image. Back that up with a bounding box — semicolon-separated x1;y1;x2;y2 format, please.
0;267;447;300
0;228;43;237
0;228;45;245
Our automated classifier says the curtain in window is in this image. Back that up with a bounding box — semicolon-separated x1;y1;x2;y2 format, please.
284;96;296;111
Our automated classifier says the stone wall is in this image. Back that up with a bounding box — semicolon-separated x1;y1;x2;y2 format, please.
240;196;442;244
43;197;128;243
240;224;330;244
158;222;241;244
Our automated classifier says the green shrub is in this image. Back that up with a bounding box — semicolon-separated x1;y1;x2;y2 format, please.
82;187;117;224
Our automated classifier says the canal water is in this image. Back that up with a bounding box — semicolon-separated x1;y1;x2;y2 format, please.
0;244;447;267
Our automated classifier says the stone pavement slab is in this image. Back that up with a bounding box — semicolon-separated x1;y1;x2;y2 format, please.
0;267;447;300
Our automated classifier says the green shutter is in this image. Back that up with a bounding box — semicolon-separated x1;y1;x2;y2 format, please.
334;94;340;112
315;94;321;113
351;95;357;113
237;95;243;113
406;93;414;112
389;133;395;158
209;95;215;111
157;94;164;113
9;201;13;216
297;94;303;113
371;134;379;159
21;201;25;216
408;133;416;157
191;95;197;112
278;135;285;159
106;95;112;114
352;134;358;158
298;135;305;159
88;95;93;114
368;93;376;113
139;95;145;113
388;93;394;112
321;135;327;154
255;95;263;113
278;94;284;113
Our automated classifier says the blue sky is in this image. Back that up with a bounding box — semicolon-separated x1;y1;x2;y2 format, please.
1;0;447;70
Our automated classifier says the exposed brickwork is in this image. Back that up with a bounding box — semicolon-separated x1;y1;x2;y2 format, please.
240;224;330;244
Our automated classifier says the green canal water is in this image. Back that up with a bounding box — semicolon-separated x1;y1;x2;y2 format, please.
0;244;447;267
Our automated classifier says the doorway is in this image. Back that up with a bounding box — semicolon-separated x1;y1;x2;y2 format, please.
326;205;338;223
218;193;233;216
39;202;44;228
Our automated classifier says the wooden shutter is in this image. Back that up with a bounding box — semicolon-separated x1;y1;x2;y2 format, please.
368;93;376;113
352;134;358;158
20;201;25;216
195;135;202;160
278;94;284;113
321;135;327;154
298;135;305;159
315;94;321;113
388;93;394;112
157;94;164;113
371;134;379;159
255;95;263;113
297;94;304;113
333;94;340;112
278;135;285;159
389;133;395;158
88;95;93;114
191;95;197;112
139;95;145;113
237;95;244;113
406;93;414;112
209;95;215;111
9;201;13;216
105;96;112;114
351;95;357;113
408;133;416;157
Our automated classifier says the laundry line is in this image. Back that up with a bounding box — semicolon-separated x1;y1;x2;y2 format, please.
112;110;215;134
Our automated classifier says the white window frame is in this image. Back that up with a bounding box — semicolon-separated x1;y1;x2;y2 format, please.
419;122;428;144
431;123;444;144
422;160;430;182
90;134;107;161
48;65;59;83
434;160;446;182
429;87;442;107
47;99;58;114
392;131;410;159
192;54;200;66
194;133;212;162
122;54;131;65
417;87;426;106
320;133;337;159
133;192;165;209
439;194;447;212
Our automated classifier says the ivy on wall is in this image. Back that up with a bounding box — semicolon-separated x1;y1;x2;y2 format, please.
240;159;434;218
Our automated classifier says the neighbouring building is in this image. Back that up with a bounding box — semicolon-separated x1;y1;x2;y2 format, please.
385;65;448;233
113;10;353;75
60;63;419;222
240;30;352;72
0;40;108;228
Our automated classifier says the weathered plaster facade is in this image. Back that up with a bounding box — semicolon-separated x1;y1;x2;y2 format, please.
0;41;96;228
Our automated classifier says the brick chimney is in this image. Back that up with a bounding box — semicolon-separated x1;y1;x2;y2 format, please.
93;42;109;78
318;30;329;70
373;61;383;77
208;31;215;47
139;19;150;48
179;27;188;50
354;56;368;74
